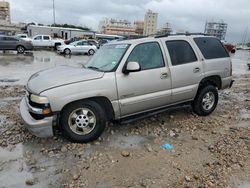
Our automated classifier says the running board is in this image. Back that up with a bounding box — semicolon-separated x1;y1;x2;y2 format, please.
118;103;192;125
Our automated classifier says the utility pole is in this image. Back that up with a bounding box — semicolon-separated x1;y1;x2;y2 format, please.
52;0;56;26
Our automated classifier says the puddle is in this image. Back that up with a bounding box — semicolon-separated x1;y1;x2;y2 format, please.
240;109;250;121
0;144;33;187
106;134;152;149
0;51;91;86
237;182;250;188
0;142;67;187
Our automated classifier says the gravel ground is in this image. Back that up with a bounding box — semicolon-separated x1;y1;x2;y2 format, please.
0;51;250;188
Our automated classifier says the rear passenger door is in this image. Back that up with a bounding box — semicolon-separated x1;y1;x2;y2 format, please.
43;36;51;46
165;39;204;103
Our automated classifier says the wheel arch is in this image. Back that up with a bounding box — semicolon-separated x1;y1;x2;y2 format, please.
60;96;115;121
199;75;222;90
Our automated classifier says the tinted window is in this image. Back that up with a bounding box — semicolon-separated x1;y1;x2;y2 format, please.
127;42;164;70
166;40;197;66
4;37;19;41
43;36;50;40
34;36;42;40
76;41;83;46
194;37;229;59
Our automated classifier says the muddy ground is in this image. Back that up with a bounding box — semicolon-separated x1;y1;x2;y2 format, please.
0;50;250;188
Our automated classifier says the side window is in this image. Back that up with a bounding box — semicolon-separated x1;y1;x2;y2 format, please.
166;40;197;66
76;41;83;46
194;37;229;59
127;42;164;70
82;41;88;46
34;36;42;40
4;37;18;41
43;36;50;40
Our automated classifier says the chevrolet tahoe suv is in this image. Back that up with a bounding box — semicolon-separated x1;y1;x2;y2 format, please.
20;34;233;143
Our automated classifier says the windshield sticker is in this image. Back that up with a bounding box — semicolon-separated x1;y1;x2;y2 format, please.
115;44;128;49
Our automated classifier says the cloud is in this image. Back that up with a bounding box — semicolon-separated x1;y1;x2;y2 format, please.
7;0;250;43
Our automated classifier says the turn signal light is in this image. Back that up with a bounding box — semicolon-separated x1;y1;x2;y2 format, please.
42;108;51;115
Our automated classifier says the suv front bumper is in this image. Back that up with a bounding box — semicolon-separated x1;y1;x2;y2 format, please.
20;98;54;137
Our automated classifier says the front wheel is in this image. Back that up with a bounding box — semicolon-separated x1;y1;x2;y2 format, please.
192;85;218;116
60;100;106;143
64;48;71;55
17;45;25;54
88;49;95;56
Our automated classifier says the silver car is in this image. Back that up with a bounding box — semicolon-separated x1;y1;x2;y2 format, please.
20;34;233;142
0;35;33;53
57;40;97;55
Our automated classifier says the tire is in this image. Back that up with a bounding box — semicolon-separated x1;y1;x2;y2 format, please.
88;49;95;56
16;45;25;54
54;43;61;50
192;85;218;116
64;48;71;55
60;100;106;143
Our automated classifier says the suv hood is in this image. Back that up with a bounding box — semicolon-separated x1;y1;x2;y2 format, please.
27;65;104;94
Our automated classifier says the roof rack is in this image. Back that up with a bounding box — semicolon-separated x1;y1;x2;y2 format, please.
154;32;209;38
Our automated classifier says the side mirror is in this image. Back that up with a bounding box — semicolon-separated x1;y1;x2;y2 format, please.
123;61;141;74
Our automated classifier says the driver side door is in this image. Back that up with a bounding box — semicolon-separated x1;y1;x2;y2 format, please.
116;42;172;117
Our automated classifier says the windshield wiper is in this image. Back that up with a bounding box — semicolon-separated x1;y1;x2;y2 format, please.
86;66;101;71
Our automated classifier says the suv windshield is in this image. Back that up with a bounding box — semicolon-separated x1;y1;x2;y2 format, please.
85;44;129;72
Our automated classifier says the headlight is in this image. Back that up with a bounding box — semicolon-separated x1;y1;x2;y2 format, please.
30;94;49;104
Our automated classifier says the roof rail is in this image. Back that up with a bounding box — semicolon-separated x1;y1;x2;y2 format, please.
154;32;209;38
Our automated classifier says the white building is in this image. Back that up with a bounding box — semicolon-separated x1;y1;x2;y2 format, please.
27;25;95;39
143;10;158;36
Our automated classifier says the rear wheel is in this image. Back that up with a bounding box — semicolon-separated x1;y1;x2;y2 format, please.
60;100;106;143
192;85;218;116
16;45;25;53
64;48;71;55
88;49;95;56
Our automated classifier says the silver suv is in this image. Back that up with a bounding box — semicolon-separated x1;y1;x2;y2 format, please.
20;34;233;142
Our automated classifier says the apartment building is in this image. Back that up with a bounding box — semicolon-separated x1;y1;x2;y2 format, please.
143;10;158;36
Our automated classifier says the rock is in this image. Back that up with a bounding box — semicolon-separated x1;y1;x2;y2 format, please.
185;176;192;182
191;136;198;140
72;171;80;180
25;178;36;186
145;144;153;152
121;151;130;157
61;146;67;152
170;115;174;119
169;130;176;137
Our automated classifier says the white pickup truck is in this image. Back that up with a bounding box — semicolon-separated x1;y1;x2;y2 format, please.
31;35;64;49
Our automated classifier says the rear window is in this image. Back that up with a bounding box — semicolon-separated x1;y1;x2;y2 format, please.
194;37;229;59
166;40;197;66
43;36;50;40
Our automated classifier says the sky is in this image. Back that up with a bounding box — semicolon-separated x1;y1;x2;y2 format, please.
7;0;250;43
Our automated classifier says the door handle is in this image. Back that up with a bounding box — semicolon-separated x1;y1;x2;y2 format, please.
161;72;168;79
193;67;200;73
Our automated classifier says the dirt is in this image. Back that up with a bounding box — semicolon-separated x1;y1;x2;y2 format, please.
0;51;250;188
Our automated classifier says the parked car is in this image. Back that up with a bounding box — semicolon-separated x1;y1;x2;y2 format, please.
64;37;80;45
20;34;233;142
57;40;97;55
16;34;32;42
224;43;236;54
0;35;33;53
31;35;64;49
87;39;100;49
